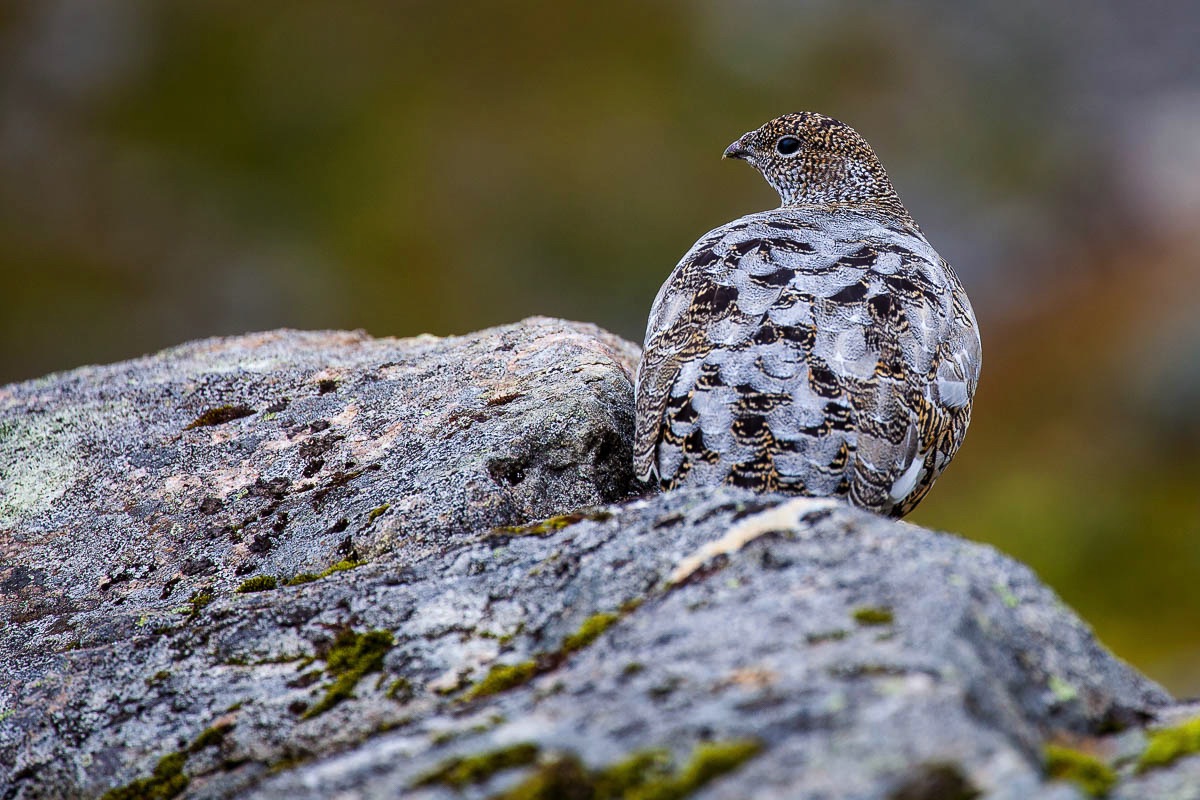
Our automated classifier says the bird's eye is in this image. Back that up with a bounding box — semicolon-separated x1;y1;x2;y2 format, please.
776;136;801;155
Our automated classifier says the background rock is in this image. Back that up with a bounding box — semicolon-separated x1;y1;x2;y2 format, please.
2;320;1198;799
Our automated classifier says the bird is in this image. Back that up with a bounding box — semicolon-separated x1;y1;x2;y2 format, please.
633;112;981;517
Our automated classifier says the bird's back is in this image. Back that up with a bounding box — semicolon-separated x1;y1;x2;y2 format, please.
634;205;980;516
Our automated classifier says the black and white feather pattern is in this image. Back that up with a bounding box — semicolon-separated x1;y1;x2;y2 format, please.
634;207;980;517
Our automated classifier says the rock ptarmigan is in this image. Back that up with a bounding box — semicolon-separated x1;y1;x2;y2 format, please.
634;112;981;517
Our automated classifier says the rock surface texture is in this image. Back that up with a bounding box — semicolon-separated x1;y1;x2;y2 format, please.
1;318;1197;800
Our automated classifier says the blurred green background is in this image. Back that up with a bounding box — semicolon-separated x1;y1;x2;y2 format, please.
1;2;1197;694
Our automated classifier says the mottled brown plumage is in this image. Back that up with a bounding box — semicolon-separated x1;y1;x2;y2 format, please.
634;112;981;516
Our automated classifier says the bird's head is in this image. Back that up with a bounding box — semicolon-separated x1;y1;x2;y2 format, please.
723;112;903;212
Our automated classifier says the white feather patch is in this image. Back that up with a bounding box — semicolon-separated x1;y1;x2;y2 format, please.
889;454;925;502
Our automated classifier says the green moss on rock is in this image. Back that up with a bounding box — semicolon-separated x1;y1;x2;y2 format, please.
492;510;613;537
414;742;541;788
464;661;538;700
1138;716;1200;772
491;755;590;799
189;722;234;753
664;740;764;798
235;575;277;593
593;749;672;796
301;628;394;719
184;589;214;621
852;606;894;626
490;740;762;800
462;602;641;702
284;559;364;586
619;597;644;614
562;612;619;654
1044;744;1115;797
100;751;189;800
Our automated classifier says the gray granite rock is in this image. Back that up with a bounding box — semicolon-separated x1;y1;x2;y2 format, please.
1;319;1197;799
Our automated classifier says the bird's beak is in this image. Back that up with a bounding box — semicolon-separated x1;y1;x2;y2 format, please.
722;136;751;161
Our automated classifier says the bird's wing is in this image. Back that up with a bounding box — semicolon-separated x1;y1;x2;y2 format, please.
634;210;980;514
633;226;732;482
878;256;980;514
838;247;980;515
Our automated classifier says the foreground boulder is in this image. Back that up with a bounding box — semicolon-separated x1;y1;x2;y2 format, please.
1;318;1198;799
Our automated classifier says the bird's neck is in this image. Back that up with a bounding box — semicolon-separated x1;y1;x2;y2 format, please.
777;158;914;225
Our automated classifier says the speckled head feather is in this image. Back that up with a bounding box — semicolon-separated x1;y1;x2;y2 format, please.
724;112;910;222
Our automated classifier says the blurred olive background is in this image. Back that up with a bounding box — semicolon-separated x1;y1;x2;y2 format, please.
1;2;1198;693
